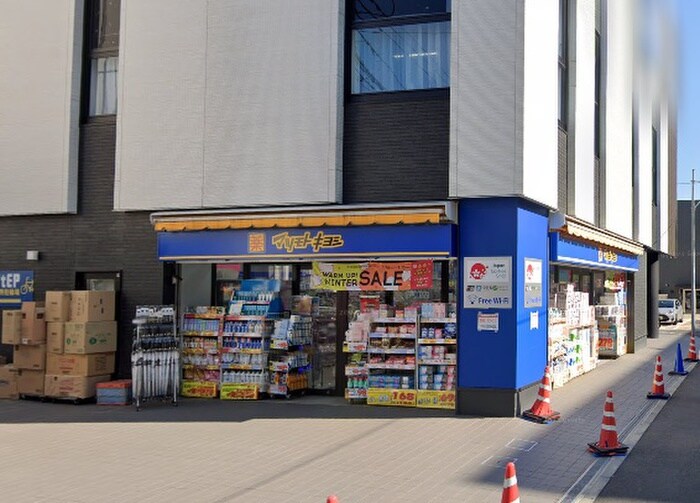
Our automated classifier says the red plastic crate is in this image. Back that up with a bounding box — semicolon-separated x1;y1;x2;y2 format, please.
97;379;132;390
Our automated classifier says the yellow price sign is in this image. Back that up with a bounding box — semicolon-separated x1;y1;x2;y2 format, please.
220;383;258;400
181;381;218;398
416;390;456;409
367;388;416;407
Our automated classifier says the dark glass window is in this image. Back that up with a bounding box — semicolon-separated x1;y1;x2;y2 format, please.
352;0;451;22
86;0;120;117
558;0;568;127
350;0;450;94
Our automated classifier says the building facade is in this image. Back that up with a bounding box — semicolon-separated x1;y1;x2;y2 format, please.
0;0;676;416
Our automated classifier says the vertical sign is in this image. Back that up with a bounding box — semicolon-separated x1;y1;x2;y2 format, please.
463;257;512;309
524;258;543;308
0;271;34;309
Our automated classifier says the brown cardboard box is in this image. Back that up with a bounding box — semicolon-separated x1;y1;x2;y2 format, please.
64;321;117;354
46;353;115;377
70;291;115;322
17;369;45;396
1;310;22;345
20;302;46;344
45;291;71;322
0;365;19;399
46;322;65;354
13;344;46;370
44;375;111;399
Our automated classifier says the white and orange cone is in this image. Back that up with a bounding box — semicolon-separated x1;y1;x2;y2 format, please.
326;495;339;503
647;356;670;399
501;462;520;503
685;335;699;362
522;366;561;423
588;391;629;456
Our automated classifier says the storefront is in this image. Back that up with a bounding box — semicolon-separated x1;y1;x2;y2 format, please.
152;203;460;409
548;229;643;387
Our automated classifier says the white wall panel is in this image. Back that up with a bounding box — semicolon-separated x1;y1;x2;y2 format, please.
202;0;342;207
636;72;654;247
603;0;634;238
450;0;521;198
659;97;669;253
572;0;596;222
521;0;558;208
115;0;206;211
115;0;342;211
0;0;82;215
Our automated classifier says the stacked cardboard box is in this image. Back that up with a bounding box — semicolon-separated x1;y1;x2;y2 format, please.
11;302;47;396
44;291;115;398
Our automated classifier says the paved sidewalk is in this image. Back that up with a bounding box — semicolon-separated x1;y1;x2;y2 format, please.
0;325;692;503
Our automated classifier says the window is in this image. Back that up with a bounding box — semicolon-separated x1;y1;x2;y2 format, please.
86;0;120;117
558;0;568;127
350;0;451;94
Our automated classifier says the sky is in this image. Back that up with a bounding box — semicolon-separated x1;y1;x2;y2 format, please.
677;0;700;200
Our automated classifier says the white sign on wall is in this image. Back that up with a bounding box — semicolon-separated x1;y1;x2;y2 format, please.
524;258;543;308
463;257;512;309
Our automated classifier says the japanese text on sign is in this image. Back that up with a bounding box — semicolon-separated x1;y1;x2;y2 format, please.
463;257;512;309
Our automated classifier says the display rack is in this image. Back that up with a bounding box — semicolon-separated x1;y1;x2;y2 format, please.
596;305;627;358
131;305;179;410
268;315;312;398
219;281;281;400
343;315;370;401
366;317;417;406
416;313;457;410
181;307;224;398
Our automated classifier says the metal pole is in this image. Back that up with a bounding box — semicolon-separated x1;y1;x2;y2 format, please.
692;169;696;339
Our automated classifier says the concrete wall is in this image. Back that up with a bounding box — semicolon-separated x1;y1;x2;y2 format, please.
0;0;83;215
115;0;343;211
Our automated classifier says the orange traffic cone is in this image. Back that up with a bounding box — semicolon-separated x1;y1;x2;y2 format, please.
501;462;520;503
685;335;699;362
588;391;629;456
647;356;670;399
522;366;561;423
326;495;339;503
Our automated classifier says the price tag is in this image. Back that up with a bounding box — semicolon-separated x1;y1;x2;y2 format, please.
366;388;416;407
416;390;456;409
220;383;258;400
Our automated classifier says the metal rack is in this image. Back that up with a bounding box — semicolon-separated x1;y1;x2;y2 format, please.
131;305;180;411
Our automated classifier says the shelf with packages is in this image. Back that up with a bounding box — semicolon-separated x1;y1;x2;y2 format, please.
344;315;371;401
596;304;627;358
548;286;599;388
268;315;312;398
366;315;417;401
416;305;457;403
219;281;281;399
180;308;224;397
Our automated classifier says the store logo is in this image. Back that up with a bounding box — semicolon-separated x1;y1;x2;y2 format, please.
271;231;344;253
248;233;266;253
469;263;487;280
597;248;618;264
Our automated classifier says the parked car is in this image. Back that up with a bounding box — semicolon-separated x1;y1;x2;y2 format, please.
659;298;684;325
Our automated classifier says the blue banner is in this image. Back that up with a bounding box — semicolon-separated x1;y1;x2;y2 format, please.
550;233;639;272
0;271;34;308
157;224;455;261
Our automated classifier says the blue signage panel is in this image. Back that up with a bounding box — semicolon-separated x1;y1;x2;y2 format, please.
157;224;456;261
0;271;34;308
550;233;639;272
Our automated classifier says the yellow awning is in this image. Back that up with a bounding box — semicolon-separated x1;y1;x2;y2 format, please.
563;219;644;256
152;203;454;232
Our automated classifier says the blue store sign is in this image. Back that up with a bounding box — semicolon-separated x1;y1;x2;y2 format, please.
550;233;639;272
0;271;34;308
157;224;456;261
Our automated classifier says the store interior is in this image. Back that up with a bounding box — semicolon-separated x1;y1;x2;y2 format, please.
176;260;459;408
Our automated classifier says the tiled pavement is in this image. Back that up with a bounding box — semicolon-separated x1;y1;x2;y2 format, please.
0;323;692;503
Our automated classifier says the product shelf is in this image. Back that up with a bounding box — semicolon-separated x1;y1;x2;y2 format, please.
181;331;219;337
343;342;368;353
420;318;457;324
220;348;265;354
368;348;415;355
345;365;369;376
225;315;269;321
372;318;417;324
182;364;220;371
367;363;415;370
418;360;456;366
368;333;416;339
417;338;457;345
182;348;218;355
220;363;266;371
222;332;267;338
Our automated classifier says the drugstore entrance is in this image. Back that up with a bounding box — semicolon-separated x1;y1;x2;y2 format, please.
176;260;457;406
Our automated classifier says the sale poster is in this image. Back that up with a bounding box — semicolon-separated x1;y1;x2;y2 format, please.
310;261;433;291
